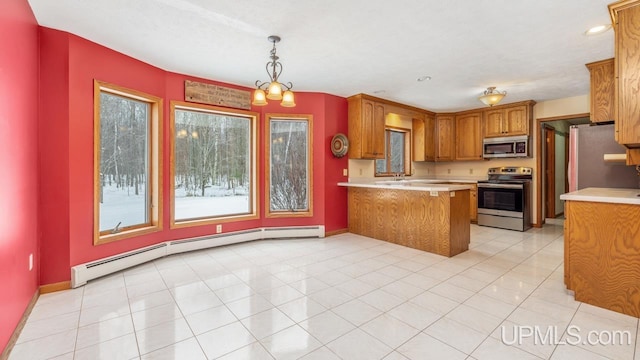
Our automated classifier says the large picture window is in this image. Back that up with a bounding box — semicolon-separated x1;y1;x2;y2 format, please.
171;102;257;227
375;127;411;176
94;80;162;244
266;114;313;217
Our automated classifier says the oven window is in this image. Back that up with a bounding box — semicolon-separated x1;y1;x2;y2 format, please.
478;187;523;212
484;142;514;155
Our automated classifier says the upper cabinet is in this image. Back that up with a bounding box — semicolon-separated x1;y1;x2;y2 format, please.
483;102;535;138
455;111;483;161
609;0;640;148
435;114;455;161
586;58;615;123
412;113;436;162
348;95;386;159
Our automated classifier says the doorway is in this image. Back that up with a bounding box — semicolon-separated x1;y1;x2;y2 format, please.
535;114;590;225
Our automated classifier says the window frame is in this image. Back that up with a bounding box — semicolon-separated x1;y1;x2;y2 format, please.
265;114;313;218
170;101;259;229
93;80;163;245
375;126;412;177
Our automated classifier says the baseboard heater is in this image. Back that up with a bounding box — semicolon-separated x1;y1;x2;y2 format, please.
71;225;324;288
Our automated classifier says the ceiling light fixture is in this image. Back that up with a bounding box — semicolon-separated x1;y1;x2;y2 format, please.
417;76;432;82
478;87;507;106
585;24;611;35
252;35;295;107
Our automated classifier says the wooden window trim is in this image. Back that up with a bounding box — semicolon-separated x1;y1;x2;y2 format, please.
93;80;163;245
265;114;313;218
375;126;412;177
169;101;259;229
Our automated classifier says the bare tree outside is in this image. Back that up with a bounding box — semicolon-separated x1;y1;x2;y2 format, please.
99;92;149;232
174;109;251;220
269;118;309;212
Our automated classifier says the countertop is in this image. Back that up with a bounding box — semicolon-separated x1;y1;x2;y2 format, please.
338;180;472;192
560;187;640;205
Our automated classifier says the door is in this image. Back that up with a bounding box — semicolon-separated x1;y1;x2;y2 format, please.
544;126;556;218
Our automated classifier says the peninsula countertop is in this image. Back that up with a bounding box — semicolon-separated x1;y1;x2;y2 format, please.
560;187;640;205
338;180;472;192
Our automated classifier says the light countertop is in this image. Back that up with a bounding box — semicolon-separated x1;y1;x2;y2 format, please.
560;187;640;205
338;181;472;192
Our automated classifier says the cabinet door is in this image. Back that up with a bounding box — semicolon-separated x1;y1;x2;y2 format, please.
361;100;385;159
484;109;504;137
504;105;529;136
586;59;615;123
455;112;483;161
470;187;477;222
412;118;425;162
615;4;640;146
435;115;455;161
424;114;436;161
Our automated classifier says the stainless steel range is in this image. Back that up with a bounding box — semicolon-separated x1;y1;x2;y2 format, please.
477;166;532;232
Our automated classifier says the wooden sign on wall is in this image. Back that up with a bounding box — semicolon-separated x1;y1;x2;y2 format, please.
184;80;251;110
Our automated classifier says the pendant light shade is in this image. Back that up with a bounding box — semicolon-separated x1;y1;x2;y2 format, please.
253;35;295;107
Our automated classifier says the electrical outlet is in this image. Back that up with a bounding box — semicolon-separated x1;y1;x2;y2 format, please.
29;254;33;271
216;224;222;233
359;169;363;176
447;169;451;174
343;168;348;176
469;168;474;175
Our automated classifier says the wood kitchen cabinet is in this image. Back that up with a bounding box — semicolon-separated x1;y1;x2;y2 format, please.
483;102;535;138
412;113;435;162
609;1;640;148
447;182;478;222
455;111;483;161
348;95;386;159
435;114;455;161
586;58;615;123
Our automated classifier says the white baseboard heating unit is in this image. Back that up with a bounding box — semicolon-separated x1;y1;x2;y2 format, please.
71;225;324;288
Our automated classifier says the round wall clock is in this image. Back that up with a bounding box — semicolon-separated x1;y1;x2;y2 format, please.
331;133;349;158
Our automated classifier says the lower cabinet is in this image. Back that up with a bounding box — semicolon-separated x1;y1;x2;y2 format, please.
448;183;478;223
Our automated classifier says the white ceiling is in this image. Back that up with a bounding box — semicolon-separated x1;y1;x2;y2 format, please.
27;0;614;112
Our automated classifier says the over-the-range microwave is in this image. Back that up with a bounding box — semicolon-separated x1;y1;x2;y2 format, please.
483;135;529;158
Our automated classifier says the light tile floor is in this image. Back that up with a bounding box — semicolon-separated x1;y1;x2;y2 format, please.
8;223;640;360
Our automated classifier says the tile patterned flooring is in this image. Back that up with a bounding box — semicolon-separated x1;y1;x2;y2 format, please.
8;223;639;360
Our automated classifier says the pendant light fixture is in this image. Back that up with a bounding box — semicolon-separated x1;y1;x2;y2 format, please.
252;35;296;107
478;86;507;106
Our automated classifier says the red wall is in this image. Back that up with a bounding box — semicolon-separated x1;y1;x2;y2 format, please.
0;0;40;352
37;29;349;282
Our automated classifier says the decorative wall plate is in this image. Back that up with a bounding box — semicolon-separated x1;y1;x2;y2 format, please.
331;133;349;158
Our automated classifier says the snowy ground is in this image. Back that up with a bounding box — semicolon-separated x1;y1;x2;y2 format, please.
100;183;249;231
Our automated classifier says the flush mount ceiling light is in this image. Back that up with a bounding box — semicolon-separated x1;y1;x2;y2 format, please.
252;35;295;107
585;24;611;35
417;75;432;82
478;86;507;106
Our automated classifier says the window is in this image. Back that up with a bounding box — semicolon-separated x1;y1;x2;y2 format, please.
94;80;162;245
375;127;411;176
171;101;257;227
266;114;313;217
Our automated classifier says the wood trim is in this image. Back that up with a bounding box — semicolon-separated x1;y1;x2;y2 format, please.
325;228;348;237
609;0;640;24
168;101;260;228
93;80;164;246
544;126;556;218
535;112;590;225
0;290;39;360
265;114;314;218
39;281;71;294
348;93;435;116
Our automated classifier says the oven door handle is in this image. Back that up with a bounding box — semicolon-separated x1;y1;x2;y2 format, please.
477;183;523;189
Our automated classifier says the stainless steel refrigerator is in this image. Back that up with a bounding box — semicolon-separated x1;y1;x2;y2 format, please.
568;123;638;191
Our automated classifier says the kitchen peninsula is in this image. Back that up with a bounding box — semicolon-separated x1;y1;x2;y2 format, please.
561;187;640;317
338;181;471;257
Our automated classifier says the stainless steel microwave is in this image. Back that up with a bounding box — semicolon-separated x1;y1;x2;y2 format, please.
483;135;529;158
